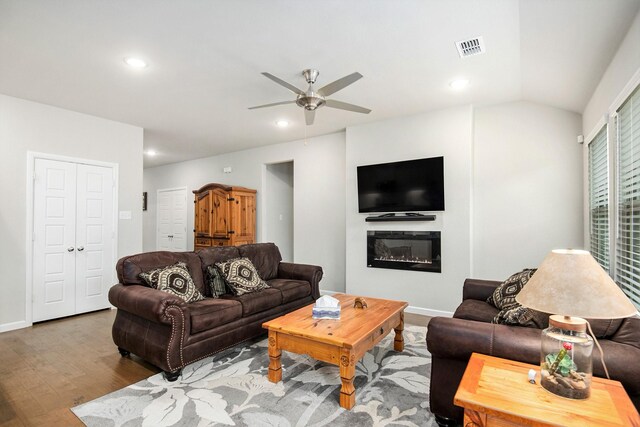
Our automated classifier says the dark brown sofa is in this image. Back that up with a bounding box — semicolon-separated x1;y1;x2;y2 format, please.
109;243;322;380
426;278;640;426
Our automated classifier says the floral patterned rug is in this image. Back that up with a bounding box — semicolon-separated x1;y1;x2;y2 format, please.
72;325;434;426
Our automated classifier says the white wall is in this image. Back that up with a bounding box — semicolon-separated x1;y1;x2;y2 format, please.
143;132;346;293
345;106;474;315
0;94;143;331
142;102;583;316
264;161;294;262
473;101;583;280
583;10;640;136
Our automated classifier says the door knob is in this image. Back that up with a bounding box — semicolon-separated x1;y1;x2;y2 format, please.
77;246;84;252
67;247;75;252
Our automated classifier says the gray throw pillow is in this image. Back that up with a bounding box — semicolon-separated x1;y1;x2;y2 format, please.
206;265;229;298
139;262;205;303
216;257;269;296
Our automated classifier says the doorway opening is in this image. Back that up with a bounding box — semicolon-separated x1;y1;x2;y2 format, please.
264;161;294;261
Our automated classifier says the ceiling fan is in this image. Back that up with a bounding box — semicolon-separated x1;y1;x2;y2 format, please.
249;69;371;125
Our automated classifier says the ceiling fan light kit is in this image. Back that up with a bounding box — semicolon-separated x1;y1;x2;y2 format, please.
249;69;371;126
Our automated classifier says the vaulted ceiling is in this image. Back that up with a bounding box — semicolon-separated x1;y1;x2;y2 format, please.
1;0;638;167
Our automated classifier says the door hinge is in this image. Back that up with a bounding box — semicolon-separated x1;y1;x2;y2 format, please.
228;197;235;202
32;172;37;181
228;230;235;234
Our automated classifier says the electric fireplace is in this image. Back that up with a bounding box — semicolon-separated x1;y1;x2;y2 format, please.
367;230;441;273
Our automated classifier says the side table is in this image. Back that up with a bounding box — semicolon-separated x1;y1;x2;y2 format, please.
454;353;640;427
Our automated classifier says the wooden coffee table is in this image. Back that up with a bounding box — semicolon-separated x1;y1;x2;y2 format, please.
262;293;408;409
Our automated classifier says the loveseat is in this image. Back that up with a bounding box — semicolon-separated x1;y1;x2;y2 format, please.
109;243;322;380
426;278;640;426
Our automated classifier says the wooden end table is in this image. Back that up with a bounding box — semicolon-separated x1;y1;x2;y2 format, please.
262;293;408;409
454;353;640;427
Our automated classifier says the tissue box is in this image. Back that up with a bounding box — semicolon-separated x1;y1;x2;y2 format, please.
312;305;341;320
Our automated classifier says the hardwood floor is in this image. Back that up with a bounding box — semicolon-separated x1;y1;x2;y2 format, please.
0;308;430;426
0;309;159;426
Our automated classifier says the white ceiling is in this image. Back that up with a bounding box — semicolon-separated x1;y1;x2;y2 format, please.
1;0;638;168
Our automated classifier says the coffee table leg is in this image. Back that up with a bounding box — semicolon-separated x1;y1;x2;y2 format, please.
268;331;282;383
339;348;356;409
394;311;404;352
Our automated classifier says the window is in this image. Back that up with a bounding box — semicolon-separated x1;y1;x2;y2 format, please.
615;86;640;308
588;127;609;273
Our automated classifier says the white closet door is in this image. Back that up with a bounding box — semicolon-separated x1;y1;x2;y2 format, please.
75;164;115;313
33;159;77;322
157;188;187;251
169;189;187;251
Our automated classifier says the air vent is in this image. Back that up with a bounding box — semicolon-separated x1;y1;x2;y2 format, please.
455;37;485;58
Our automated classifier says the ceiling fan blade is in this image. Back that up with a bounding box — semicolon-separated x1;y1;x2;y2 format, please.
248;100;295;110
304;109;315;126
262;72;305;96
317;72;363;96
325;99;371;114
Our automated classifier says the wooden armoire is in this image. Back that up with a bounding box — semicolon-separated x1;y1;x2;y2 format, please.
193;183;256;250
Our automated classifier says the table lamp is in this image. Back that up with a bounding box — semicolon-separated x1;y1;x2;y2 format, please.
516;249;637;399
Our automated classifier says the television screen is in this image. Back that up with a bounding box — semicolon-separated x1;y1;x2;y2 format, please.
357;156;444;213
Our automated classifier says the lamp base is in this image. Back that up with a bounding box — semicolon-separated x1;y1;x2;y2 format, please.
540;315;593;400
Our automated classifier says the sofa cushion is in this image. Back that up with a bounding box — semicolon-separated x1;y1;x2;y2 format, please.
117;251;207;294
238;243;282;280
188;298;243;334
216;257;269;296
206;265;229;298
268;279;311;304
487;269;537;309
454;299;499;323
139;262;205;303
222;288;283;316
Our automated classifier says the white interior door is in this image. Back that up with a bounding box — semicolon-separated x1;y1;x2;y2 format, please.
75;164;115;313
157;188;187;251
32;158;116;322
33;159;77;322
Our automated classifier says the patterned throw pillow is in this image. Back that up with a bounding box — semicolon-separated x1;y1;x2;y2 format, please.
215;257;269;296
493;305;548;328
487;268;537;310
206;265;229;298
139;262;205;303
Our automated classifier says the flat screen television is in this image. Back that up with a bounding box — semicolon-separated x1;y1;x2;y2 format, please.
357;156;445;213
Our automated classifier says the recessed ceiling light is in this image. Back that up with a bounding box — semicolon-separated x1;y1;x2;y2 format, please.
449;79;469;90
124;57;148;69
145;150;157;156
276;120;289;128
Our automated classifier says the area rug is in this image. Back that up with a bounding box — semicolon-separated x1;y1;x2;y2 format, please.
72;325;435;426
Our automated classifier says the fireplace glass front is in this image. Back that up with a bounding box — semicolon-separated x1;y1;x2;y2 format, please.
367;230;441;273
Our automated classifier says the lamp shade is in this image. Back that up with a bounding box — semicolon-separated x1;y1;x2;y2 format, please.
516;249;637;319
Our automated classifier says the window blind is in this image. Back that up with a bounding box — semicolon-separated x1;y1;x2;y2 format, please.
589;127;609;273
616;86;640;309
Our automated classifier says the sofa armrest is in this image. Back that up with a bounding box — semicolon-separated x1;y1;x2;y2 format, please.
463;278;501;301
427;317;541;365
277;262;323;300
108;284;189;326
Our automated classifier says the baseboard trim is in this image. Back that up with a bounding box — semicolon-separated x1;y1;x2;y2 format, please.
0;320;30;333
318;290;454;318
406;306;453;318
